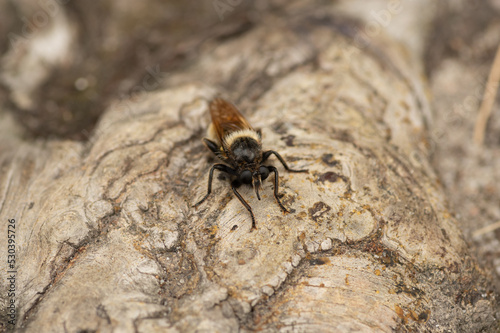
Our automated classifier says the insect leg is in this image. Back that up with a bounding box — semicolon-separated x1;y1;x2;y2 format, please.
231;180;257;231
202;138;220;155
267;165;289;214
194;164;236;207
262;150;308;173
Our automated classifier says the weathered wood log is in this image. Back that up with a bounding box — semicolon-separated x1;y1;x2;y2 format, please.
0;1;498;332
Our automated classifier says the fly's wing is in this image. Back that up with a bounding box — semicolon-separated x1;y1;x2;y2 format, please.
209;98;253;144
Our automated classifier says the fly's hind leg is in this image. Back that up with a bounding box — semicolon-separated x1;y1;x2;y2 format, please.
262;150;308;173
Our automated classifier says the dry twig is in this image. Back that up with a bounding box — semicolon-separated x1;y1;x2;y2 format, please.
473;44;500;145
472;220;500;238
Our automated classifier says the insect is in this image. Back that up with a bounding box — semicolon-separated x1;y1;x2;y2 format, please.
194;97;308;231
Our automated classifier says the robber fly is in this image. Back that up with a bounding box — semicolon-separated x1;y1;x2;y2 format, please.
193;98;307;231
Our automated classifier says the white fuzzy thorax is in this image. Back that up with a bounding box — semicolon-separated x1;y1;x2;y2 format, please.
223;129;260;147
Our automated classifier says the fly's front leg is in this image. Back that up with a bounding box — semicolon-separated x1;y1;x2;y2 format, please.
231;180;257;231
267;166;289;214
194;164;236;207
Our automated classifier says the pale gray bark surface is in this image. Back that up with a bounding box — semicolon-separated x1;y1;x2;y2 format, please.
0;1;498;332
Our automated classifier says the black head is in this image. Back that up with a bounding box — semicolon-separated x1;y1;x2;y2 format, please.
238;165;270;200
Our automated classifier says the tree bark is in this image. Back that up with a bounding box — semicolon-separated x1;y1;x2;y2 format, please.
0;1;498;332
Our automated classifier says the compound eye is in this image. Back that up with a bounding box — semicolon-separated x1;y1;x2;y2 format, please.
240;170;252;184
259;166;270;180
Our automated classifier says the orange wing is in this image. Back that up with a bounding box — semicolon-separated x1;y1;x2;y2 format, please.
209;98;253;143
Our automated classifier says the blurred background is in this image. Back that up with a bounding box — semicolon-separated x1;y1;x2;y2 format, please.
1;0;500;290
